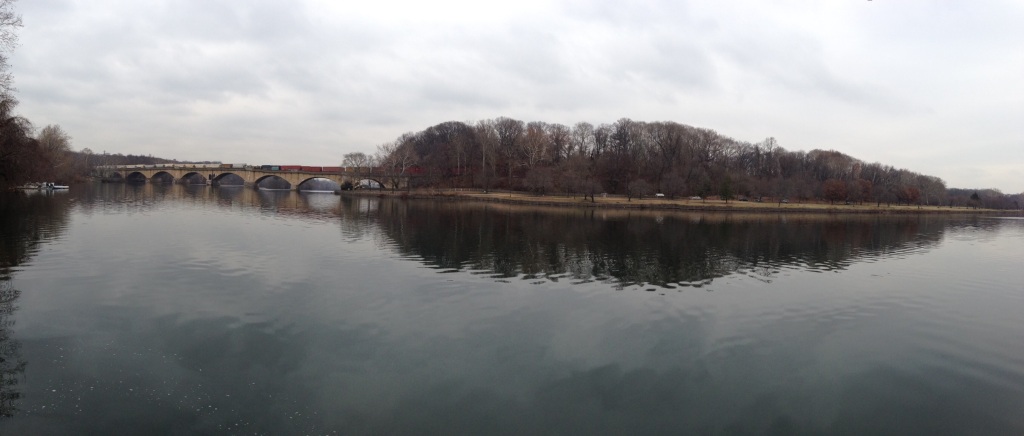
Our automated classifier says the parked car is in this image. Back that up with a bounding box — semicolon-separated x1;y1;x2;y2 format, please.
655;193;665;197
689;196;702;200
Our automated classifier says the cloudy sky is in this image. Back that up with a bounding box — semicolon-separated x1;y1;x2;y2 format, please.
11;0;1024;192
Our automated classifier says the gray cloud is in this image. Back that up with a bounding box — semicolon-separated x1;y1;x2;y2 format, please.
9;0;1024;192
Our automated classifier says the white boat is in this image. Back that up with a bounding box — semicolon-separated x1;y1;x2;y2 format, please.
16;182;70;190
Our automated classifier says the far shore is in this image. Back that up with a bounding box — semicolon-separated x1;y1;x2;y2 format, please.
339;189;1018;215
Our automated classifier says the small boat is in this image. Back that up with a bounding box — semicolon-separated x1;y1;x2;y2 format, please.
42;182;69;190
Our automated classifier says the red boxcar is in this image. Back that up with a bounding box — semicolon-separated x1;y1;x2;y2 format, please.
300;166;322;172
321;166;342;173
279;165;301;171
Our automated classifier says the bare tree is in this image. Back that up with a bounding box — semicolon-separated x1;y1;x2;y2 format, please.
0;0;20;97
592;124;611;158
0;1;18;51
522;121;549;169
823;179;847;204
37;124;73;181
375;138;417;190
546;123;570;163
494;117;524;189
37;124;71;152
719;176;734;203
915;175;947;206
570;122;594;158
648;122;684;189
474;120;498;192
524;167;555;195
626;178;654;201
560;153;591;198
450;126;473;187
581;177;602;203
0;96;38;187
662;171;686;199
342;152;371;175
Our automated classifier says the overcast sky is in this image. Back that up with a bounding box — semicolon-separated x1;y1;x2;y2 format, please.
11;0;1024;192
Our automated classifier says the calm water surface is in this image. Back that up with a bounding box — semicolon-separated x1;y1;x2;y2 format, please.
1;184;1022;435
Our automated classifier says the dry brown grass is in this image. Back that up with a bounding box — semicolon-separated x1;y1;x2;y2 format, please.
346;189;1001;214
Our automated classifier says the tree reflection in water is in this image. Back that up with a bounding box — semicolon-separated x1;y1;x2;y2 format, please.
0;191;72;416
0;279;23;417
336;197;947;289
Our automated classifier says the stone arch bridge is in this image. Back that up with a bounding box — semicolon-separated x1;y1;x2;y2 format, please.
95;164;409;191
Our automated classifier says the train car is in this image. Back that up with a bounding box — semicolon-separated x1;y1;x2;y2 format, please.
321;166;342;173
279;165;301;171
300;166;323;172
220;163;233;169
231;163;247;169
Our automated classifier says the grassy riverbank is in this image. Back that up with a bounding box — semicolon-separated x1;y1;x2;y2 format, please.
341;189;1015;214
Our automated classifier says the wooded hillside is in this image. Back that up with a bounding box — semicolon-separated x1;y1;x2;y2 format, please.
375;117;1021;210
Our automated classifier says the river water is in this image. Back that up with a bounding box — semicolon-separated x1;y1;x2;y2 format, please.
1;183;1022;434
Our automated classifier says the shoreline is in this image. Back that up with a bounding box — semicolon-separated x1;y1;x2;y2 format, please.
339;189;1018;215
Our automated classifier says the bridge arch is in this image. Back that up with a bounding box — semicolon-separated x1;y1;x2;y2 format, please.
255;174;292;190
178;172;208;185
296;176;340;192
125;171;147;183
212;172;245;186
151;171;175;184
352;177;387;190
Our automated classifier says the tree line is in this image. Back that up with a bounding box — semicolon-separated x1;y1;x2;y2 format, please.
372;117;1022;210
0;1;195;189
0;1;74;188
